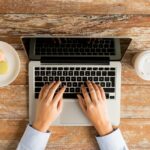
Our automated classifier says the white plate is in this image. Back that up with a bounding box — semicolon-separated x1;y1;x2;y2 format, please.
0;41;20;87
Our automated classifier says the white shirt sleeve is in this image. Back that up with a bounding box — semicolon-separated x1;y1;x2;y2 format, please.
96;128;128;150
17;124;51;150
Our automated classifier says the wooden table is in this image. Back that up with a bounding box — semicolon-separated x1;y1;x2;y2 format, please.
0;1;150;150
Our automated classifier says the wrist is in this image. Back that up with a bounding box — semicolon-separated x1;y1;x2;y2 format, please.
32;121;50;132
95;121;113;136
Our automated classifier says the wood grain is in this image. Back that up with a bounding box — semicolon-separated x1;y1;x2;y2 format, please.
0;85;150;120
0;119;149;150
0;0;150;14
0;5;150;150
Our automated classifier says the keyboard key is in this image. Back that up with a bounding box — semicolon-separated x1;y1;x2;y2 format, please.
86;77;92;81
110;77;115;87
69;71;73;76
74;71;79;76
105;77;109;81
35;67;39;70
106;82;111;87
35;93;39;99
110;96;115;99
91;71;95;76
105;93;109;99
94;77;98;81
43;76;48;81
35;88;41;93
66;77;70;81
52;71;56;76
52;67;57;70
41;71;45;76
63;93;77;99
64;67;69;70
35;77;42;81
77;77;81;81
67;82;72;87
97;71;101;76
55;77;59;81
85;71;90;76
108;71;115;76
46;71;51;76
102;71;107;76
63;71;67;76
99;68;103;70
70;67;74;70
104;88;115;93
35;71;40;76
60;77;65;81
71;77;76;81
76;88;80;93
76;67;80;70
35;82;44;87
99;77;104;81
82;77;87;81
57;71;62;76
41;67;45;70
58;67;63;70
49;77;53;81
93;67;98;70
80;71;84;76
73;82;77;87
70;88;74;92
101;82;105;87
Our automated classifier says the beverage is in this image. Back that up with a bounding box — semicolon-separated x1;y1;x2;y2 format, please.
132;51;150;80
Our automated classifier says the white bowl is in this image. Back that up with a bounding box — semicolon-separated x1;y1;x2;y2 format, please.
0;41;20;87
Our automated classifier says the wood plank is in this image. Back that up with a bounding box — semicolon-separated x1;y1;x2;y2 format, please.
0;119;149;150
0;14;150;40
0;0;150;14
0;85;150;119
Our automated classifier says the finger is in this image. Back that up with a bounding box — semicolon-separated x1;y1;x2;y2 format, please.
81;85;91;105
77;94;86;114
46;81;61;102
77;94;87;108
38;85;47;100
98;85;106;100
92;82;102;101
42;81;55;100
86;81;97;103
57;98;63;113
52;86;66;105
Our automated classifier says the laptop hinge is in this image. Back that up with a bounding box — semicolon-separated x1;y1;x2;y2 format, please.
41;57;110;65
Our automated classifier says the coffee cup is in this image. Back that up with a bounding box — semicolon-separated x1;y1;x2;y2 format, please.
132;50;150;80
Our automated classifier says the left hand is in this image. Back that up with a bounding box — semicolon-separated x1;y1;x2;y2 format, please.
33;81;66;132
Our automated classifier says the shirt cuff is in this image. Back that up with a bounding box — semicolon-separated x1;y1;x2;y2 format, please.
18;124;51;150
96;128;128;150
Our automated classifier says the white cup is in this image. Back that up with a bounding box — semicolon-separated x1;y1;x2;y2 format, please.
132;50;150;80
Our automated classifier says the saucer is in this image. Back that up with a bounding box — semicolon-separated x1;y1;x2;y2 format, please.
0;41;20;87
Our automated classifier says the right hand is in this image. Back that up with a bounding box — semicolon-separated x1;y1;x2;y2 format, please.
77;81;113;136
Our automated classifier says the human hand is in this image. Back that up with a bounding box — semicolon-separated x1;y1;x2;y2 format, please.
77;81;113;136
33;81;66;132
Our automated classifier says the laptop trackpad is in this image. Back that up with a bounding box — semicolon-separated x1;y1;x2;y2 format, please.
60;100;91;125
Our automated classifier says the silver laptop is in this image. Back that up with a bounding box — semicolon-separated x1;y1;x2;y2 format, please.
21;36;131;126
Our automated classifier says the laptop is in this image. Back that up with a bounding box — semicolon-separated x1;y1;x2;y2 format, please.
21;36;131;126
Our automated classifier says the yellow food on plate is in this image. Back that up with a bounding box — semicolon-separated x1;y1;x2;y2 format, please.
0;61;9;74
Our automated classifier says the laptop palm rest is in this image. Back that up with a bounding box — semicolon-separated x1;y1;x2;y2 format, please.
60;100;91;125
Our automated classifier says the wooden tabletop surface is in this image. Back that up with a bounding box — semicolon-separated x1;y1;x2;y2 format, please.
0;1;150;150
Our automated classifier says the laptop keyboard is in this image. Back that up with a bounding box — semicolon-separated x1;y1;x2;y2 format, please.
34;66;116;100
35;38;115;56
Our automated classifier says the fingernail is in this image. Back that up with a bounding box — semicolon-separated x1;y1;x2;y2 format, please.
77;94;80;98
